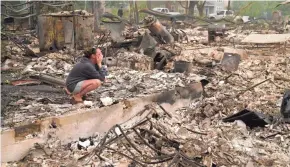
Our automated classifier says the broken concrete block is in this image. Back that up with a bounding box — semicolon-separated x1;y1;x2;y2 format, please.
14;122;41;140
116;51;154;71
209;49;224;61
223;47;248;60
83;101;93;107
173;61;192;73
209;48;248;61
221;53;241;71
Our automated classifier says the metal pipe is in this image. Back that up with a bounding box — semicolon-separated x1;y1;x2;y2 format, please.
144;16;174;44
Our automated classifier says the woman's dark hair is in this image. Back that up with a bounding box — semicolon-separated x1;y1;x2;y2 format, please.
84;47;97;58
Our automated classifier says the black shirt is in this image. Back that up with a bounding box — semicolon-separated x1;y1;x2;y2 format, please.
118;8;123;17
66;57;107;92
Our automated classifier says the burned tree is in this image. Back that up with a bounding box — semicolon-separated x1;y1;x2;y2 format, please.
92;0;105;31
197;0;206;17
227;0;231;10
188;0;198;16
134;1;139;24
147;0;152;9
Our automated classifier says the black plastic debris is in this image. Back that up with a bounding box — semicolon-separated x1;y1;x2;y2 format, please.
77;137;94;150
221;52;241;72
154;90;176;104
280;90;290;119
139;31;157;57
174;60;192;73
223;109;273;129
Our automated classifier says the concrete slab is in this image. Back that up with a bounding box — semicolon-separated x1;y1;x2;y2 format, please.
1;94;157;162
241;34;290;44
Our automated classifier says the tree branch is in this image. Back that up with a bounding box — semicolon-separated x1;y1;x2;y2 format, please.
178;1;189;9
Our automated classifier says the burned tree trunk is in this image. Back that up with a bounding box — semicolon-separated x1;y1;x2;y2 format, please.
188;1;197;16
165;1;172;10
129;1;134;23
197;1;206;17
185;1;189;15
147;0;152;9
92;1;98;31
98;0;105;19
178;1;189;15
92;1;105;31
134;1;139;24
227;0;231;10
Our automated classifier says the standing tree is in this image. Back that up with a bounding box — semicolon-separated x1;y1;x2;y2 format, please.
129;1;134;23
227;0;231;10
178;1;189;14
179;0;198;16
92;1;98;31
92;1;105;31
196;0;206;17
134;0;139;24
188;1;198;16
147;0;152;9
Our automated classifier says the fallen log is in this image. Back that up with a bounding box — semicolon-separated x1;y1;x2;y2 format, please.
30;74;65;86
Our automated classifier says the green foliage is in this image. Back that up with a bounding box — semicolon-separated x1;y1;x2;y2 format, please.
137;1;148;21
232;1;290;17
105;1;129;8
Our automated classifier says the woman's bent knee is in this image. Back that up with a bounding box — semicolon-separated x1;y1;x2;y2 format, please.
93;79;101;87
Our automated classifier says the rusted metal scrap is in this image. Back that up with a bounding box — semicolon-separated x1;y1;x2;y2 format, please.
144;16;174;44
38;10;94;51
220;52;241;72
208;24;227;43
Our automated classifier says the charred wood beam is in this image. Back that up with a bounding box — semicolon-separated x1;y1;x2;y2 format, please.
111;37;142;49
101;12;132;25
30;74;65;87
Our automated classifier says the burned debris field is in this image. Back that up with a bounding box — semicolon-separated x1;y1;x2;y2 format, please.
1;1;290;167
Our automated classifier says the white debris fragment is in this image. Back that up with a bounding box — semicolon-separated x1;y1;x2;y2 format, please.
83;101;93;107
78;139;91;148
115;127;122;136
100;97;114;106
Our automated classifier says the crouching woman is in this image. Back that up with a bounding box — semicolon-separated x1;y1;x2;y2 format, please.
65;47;107;103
